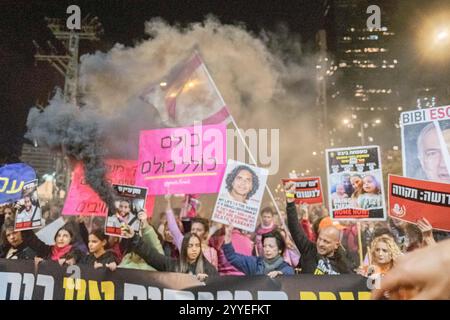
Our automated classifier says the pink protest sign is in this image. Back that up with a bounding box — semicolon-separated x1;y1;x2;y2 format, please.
136;124;227;195
62;159;155;217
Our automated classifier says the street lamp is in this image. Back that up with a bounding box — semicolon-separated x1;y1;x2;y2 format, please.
417;13;450;60
436;29;448;41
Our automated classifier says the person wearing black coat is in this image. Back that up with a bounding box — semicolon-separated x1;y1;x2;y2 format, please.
77;228;118;270
126;226;218;281
285;182;354;275
0;217;37;260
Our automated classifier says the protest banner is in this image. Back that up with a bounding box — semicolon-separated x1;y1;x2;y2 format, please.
0;163;36;205
136;124;226;195
326;146;386;220
0;259;370;300
211;160;268;232
105;184;148;237
14;179;42;231
400;105;450;184
281;177;323;205
389;174;450;232
62;159;155;217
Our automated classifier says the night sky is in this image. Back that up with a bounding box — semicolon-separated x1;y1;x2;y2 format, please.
1;0;449;163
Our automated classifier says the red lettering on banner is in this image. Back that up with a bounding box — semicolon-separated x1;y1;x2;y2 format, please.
429;105;450;120
334;209;369;218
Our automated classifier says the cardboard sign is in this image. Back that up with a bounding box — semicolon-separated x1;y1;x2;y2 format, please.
282;177;323;205
14;180;42;231
389;174;450;232
326;146;386;220
211;160;268;232
136;124;226;195
400;105;450;184
0;163;36;205
105;184;147;238
63;159;155;217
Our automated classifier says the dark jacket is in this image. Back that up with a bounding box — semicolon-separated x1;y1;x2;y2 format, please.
0;238;37;260
286;202;353;274
130;234;218;277
222;242;294;275
0;216;37;260
79;250;117;266
23;222;88;260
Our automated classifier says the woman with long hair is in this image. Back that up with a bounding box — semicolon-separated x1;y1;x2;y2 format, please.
27;224;84;265
165;195;217;268
123;227;218;281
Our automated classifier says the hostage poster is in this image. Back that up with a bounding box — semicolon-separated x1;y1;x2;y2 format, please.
14;179;42;231
326;146;386;220
211;160;268;232
400;105;450;184
105;184;148;237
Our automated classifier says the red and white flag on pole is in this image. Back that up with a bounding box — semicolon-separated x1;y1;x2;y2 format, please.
141;51;230;127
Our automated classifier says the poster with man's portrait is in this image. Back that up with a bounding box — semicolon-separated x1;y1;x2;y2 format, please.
211;160;268;232
14;179;42;231
326;146;386;221
400;105;450;184
105;184;148;238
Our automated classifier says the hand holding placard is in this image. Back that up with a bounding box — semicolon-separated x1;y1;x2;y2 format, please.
138;210;149;228
284;181;296;203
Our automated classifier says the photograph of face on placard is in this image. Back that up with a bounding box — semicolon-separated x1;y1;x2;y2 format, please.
326;146;386;220
402;119;450;184
14;179;42;231
104;184;147;238
212;160;268;232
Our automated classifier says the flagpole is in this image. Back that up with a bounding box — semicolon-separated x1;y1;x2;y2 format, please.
199;53;285;226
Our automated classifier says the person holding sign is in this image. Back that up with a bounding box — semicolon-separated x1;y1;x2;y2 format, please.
123;224;218;282
27;224;86;265
222;223;294;278
225;165;259;204
285;182;354;275
165;196;218;269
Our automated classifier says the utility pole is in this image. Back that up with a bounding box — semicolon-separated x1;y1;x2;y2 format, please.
32;15;102;198
316;29;329;150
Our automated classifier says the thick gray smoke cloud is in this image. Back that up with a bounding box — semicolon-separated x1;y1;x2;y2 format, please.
26;91;116;209
26;17;320;211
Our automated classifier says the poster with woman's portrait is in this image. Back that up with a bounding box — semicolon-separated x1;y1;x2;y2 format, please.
326;146;386;221
211;160;268;232
105;184;147;238
14;179;42;231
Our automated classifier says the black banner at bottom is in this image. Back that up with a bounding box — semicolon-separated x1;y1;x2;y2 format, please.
0;259;371;300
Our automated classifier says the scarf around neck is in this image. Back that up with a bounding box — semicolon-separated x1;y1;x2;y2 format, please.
51;244;73;261
263;255;285;273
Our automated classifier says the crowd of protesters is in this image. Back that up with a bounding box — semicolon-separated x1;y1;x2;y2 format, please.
1;184;449;298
